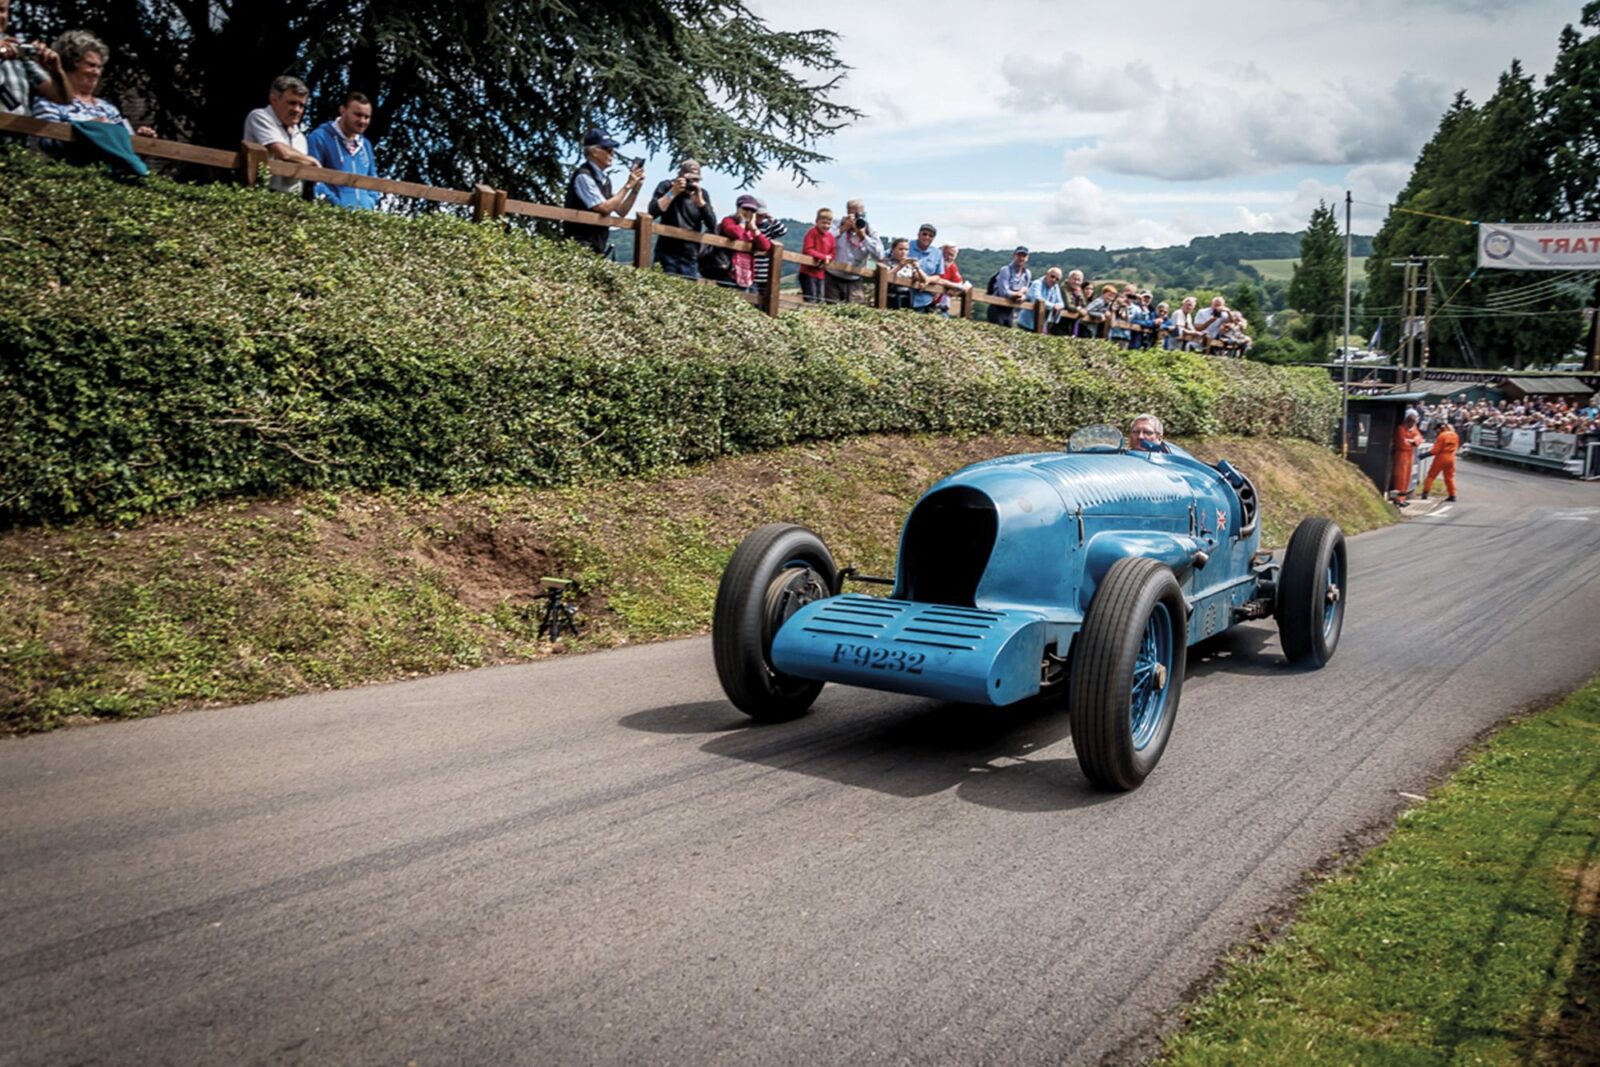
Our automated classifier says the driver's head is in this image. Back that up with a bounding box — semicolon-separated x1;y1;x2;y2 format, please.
1129;414;1165;451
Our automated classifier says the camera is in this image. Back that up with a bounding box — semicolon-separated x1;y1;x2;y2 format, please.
623;156;644;170
853;213;867;230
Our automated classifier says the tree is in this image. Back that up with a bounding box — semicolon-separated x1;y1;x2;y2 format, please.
1365;57;1585;370
1542;2;1600;367
20;0;860;200
1287;201;1343;356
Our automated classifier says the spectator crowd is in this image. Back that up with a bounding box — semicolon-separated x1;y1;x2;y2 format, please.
581;130;1257;351
1417;396;1600;440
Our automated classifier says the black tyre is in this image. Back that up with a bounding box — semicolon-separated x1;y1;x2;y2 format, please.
1069;558;1187;791
1276;517;1346;668
713;524;837;721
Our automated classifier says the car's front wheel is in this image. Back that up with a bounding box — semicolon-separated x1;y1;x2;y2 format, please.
1069;558;1187;791
713;524;837;722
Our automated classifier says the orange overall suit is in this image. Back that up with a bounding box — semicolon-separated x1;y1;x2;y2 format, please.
1392;420;1423;503
1423;424;1459;500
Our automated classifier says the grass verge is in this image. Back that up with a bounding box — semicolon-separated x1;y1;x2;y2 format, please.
0;432;1390;734
1165;676;1600;1065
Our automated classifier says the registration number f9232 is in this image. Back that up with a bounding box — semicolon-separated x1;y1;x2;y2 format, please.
831;643;925;674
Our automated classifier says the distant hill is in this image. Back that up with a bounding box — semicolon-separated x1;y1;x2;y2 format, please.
950;232;1376;297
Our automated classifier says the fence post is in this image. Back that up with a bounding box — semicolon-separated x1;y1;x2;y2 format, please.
634;212;653;271
1034;299;1048;334
239;141;268;187
874;264;890;309
471;183;506;223
763;241;784;317
959;285;974;320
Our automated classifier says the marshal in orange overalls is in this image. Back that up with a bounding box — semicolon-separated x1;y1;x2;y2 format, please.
1392;418;1423;503
1423;424;1459;500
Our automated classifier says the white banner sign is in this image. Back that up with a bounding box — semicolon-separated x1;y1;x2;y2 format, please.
1478;222;1600;270
1509;428;1540;454
1540;433;1578;461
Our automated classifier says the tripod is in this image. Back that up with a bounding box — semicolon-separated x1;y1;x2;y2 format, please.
535;577;582;641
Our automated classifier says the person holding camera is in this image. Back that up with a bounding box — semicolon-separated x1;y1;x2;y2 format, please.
826;199;883;305
647;158;716;278
563;127;644;256
31;30;155;153
0;0;64;119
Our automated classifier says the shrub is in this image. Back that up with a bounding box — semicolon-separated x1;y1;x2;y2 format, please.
0;148;1339;526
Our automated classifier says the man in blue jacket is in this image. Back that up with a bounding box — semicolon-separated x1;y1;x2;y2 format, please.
306;91;379;210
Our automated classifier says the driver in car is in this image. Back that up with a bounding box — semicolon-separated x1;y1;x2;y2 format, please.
1128;414;1169;453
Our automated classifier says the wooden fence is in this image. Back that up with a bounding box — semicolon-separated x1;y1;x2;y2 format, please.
0;111;1233;347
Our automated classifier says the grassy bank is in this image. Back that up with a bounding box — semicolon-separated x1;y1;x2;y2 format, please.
1166;676;1600;1064
0;433;1390;734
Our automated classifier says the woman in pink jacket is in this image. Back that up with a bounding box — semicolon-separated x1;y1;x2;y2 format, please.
717;194;774;293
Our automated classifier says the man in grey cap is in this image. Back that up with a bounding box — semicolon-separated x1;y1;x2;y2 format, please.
563;127;644;255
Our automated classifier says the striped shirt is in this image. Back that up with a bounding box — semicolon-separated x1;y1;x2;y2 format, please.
1;55;47;117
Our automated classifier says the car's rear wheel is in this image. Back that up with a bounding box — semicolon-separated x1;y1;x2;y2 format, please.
1069;558;1187;791
713;524;837;721
1276;517;1346;668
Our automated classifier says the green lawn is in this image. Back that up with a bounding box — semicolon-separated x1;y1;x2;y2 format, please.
1166;676;1600;1064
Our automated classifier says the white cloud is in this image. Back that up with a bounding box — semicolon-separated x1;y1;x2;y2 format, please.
1067;72;1450;181
720;0;1577;248
1000;52;1158;113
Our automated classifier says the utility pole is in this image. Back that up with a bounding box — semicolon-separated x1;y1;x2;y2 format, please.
1341;192;1352;457
1420;258;1436;380
1390;255;1448;385
1392;259;1418;384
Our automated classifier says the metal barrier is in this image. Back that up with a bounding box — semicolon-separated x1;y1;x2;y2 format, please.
1462;423;1598;478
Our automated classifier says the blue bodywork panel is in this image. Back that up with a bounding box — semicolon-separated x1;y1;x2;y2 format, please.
770;596;1053;706
771;444;1271;707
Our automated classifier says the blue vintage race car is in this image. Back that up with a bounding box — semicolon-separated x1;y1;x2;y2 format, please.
712;425;1347;791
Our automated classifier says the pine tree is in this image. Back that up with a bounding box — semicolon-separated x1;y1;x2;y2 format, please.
1287;202;1343;356
1366;52;1588;370
1542;2;1600;367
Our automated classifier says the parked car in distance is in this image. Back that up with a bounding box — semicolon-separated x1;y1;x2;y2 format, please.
713;425;1348;792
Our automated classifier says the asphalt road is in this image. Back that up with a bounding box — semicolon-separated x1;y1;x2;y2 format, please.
3;461;1599;1067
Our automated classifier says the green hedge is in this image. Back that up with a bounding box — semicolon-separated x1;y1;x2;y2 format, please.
0;148;1339;526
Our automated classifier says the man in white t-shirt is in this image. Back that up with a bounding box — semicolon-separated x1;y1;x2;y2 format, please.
242;75;318;195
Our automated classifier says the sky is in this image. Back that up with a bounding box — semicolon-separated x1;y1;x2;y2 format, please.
621;0;1585;253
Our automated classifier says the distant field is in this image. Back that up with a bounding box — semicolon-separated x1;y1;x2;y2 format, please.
1244;256;1368;281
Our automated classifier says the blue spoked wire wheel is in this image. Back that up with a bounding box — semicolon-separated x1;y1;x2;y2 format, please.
1069;557;1187;791
1276;517;1346;668
713;524;837;721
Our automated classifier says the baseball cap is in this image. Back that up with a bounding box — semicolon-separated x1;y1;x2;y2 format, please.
1014;246;1029;255
736;194;766;211
918;222;937;235
581;128;620;149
